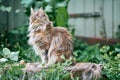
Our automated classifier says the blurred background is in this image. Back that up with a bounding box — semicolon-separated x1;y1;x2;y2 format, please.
0;0;120;38
68;0;120;38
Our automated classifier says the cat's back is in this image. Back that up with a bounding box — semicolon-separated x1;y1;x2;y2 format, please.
51;27;73;59
52;27;72;38
53;27;67;31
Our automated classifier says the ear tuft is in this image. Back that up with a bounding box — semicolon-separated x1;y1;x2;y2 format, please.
31;7;34;14
40;7;43;10
38;7;44;13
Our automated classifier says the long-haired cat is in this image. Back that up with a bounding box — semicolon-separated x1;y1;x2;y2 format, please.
28;8;73;67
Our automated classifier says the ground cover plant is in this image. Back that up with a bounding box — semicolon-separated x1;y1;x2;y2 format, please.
0;35;120;80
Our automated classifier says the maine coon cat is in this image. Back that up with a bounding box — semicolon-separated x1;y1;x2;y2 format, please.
28;8;73;67
27;8;102;80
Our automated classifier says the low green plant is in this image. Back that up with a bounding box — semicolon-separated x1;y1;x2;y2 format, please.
73;39;120;79
0;39;120;80
0;64;24;80
26;64;72;80
0;47;19;63
73;39;102;63
100;45;120;80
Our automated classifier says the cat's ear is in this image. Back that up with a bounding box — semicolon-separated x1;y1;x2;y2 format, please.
38;7;50;21
39;7;44;13
31;7;34;14
38;7;46;15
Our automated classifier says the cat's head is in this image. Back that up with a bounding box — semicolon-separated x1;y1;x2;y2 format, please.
29;7;52;31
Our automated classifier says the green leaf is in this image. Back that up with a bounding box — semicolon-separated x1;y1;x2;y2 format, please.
56;7;69;27
45;0;51;2
15;9;20;13
10;51;19;61
60;54;65;60
103;54;110;61
57;2;66;7
62;73;70;79
0;58;8;63
45;5;52;12
2;48;11;58
73;51;78;57
0;6;12;12
115;48;120;53
21;0;33;7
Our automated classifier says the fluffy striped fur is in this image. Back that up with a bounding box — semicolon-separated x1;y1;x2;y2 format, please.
28;8;73;67
66;62;102;80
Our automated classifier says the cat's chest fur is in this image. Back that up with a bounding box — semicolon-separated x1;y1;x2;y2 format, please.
28;31;51;50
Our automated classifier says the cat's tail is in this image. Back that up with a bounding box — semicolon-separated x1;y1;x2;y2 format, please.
65;63;102;80
82;64;102;80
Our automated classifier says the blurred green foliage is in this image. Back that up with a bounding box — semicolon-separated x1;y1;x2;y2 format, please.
0;41;120;80
21;0;70;27
0;0;12;12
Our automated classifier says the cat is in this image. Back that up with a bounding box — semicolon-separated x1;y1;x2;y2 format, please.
27;8;102;80
28;7;73;67
66;62;102;80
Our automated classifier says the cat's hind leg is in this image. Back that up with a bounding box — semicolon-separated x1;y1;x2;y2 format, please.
45;36;64;67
